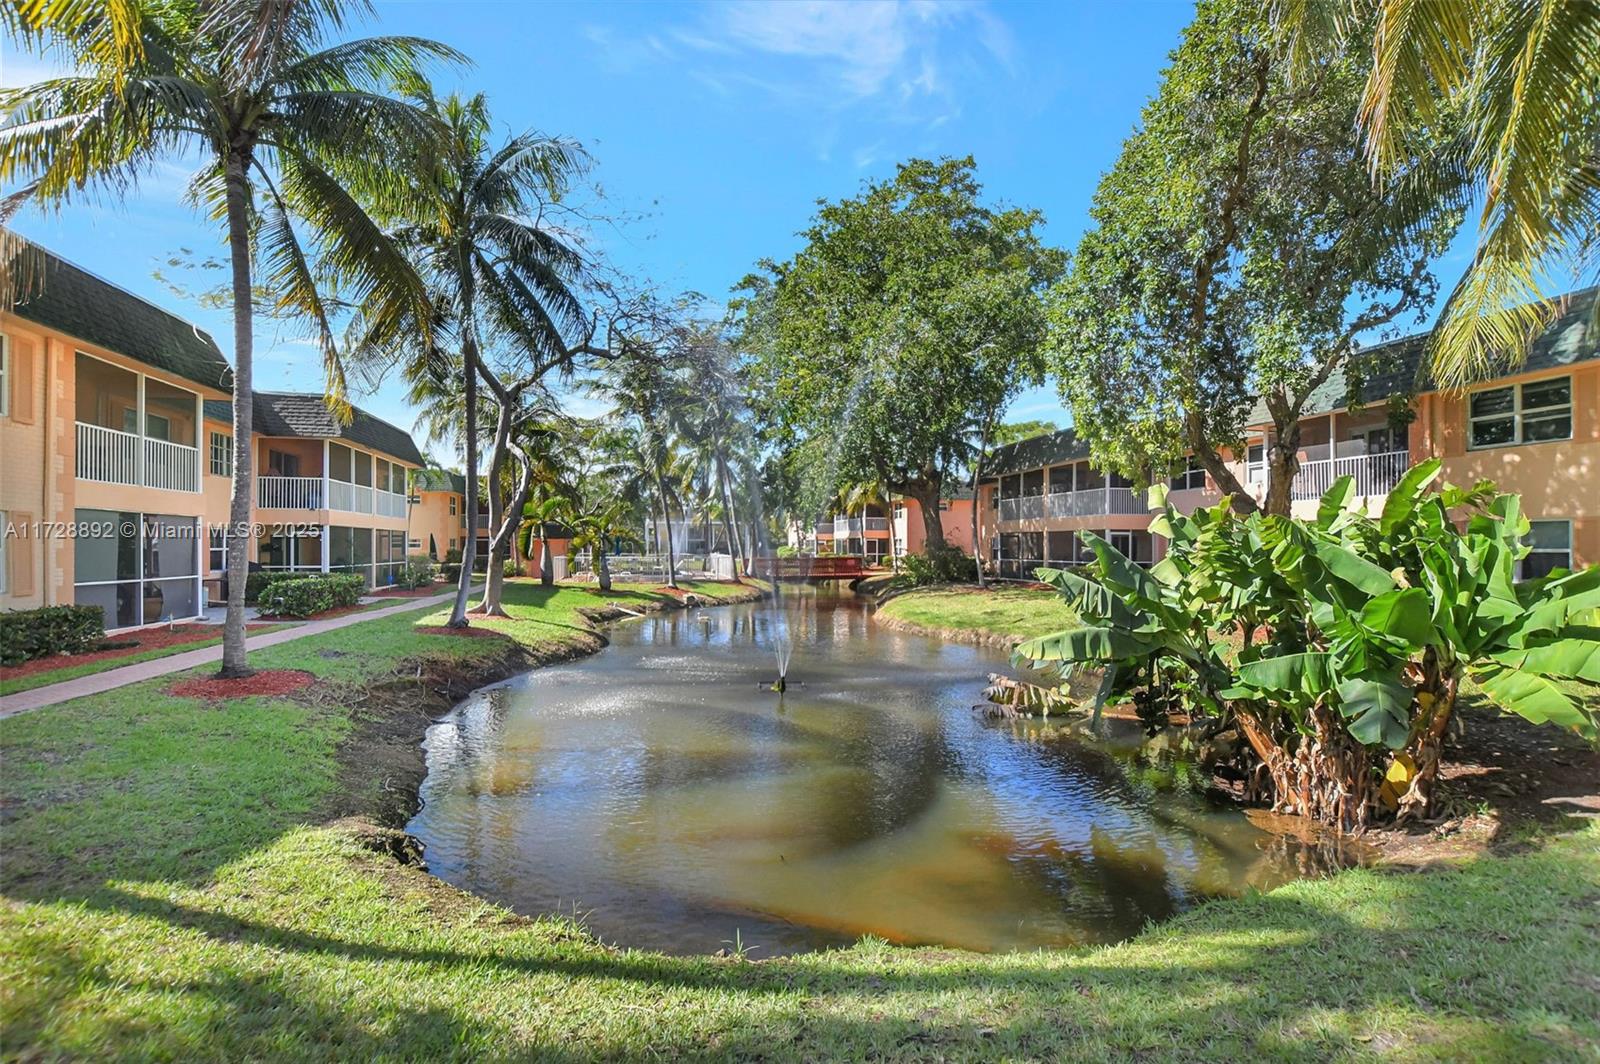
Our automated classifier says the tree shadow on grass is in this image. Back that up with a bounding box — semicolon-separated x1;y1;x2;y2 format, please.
8;831;1591;1061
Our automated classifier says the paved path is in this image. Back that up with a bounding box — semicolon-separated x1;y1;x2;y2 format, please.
0;588;474;719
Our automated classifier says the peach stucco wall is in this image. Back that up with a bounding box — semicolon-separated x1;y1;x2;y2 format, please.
895;497;977;555
1;312;228;609
411;489;467;559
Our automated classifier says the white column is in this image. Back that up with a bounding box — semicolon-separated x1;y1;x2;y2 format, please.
321;524;330;573
322;440;330;512
135;374;146;487
193;390;204;492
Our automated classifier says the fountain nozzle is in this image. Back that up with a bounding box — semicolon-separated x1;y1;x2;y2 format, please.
772;676;787;693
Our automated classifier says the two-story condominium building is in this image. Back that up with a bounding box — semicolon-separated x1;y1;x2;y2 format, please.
2;243;428;628
411;468;469;560
979;287;1597;580
3;246;232;627
204;391;423;589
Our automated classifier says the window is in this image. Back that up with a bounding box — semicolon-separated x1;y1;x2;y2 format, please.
1170;458;1206;492
449;495;457;516
0;333;9;417
1469;376;1571;449
209;528;228;573
408;538;422;550
210;432;232;477
1521;520;1572;580
1246;442;1266;484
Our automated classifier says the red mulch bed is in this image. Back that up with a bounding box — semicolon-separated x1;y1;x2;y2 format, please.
418;625;506;639
0;623;271;682
169;669;315;700
261;603;371;622
367;585;442;599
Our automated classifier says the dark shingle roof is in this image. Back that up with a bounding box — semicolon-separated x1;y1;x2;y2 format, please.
983;428;1091;478
7;241;230;390
203;393;423;465
1250;285;1598;423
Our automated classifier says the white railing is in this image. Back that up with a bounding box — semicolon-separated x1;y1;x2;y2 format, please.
352;484;373;514
375;490;407;518
258;476;323;510
75;422;200;492
1002;487;1148;523
834;518;865;536
143;437;199;492
328;480;355;513
1294;450;1410;500
864;517;889;531
76;422;140;486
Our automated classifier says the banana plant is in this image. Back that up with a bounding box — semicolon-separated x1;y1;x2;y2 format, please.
1017;463;1599;830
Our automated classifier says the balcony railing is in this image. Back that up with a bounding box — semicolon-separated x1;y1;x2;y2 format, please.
328;480;354;513
258;476;323;510
814;521;833;535
833;517;865;536
1293;450;1410;500
375;490;407;518
76;422;199;492
999;487;1144;522
863;517;889;531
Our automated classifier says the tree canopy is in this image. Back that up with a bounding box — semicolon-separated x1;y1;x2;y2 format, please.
738;156;1064;549
1049;0;1465;515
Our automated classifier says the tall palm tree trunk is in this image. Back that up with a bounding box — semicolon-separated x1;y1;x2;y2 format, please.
715;452;742;580
655;474;679;589
480;397;513;615
449;261;480;627
220;149;257;678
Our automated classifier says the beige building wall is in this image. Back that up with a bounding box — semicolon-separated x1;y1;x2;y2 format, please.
412;487;467;559
2;313;227;612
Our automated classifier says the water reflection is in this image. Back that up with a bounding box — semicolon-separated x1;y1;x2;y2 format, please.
409;589;1349;955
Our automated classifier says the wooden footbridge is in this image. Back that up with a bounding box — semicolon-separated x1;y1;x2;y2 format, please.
754;555;871;585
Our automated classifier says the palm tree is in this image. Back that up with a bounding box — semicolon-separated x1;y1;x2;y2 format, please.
592;351;686;589
1;0;457;676
374;86;590;626
675;330;753;580
1277;0;1600;387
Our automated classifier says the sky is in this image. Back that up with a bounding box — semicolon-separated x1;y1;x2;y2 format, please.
0;0;1404;463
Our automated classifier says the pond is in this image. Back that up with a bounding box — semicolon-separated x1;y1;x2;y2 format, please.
408;589;1351;955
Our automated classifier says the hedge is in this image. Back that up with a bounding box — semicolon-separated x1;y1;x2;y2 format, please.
244;570;305;605
256;573;366;618
0;604;106;666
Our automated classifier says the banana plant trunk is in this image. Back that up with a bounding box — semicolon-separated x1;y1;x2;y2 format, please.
1393;652;1461;823
1234;704;1375;833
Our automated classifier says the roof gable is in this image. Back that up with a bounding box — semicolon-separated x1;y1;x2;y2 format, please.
203;393;423;465
6;241;230;391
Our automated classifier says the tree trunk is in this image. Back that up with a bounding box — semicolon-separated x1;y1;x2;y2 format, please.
538;533;555;586
480;401;511;615
655;475;679;589
219;148;256;678
912;480;947;552
1235;704;1376;833
971;415;992;587
715;453;743;580
448;260;480;628
1393;654;1461;823
1183;411;1258;515
1261;425;1302;517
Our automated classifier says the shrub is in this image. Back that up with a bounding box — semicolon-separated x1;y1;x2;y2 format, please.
399;554;435;590
899;545;978;587
257;573;365;618
443;547;462;564
0;604;105;665
503;557;521;578
776;545;799;558
441;562;461;582
1017;462;1600;832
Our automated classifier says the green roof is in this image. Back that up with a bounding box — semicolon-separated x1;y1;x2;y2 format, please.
984;428;1091;478
6;240;231;391
1249;285;1598;423
203;393;424;465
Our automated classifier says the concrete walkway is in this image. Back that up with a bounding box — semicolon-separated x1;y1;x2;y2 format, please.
0;587;476;719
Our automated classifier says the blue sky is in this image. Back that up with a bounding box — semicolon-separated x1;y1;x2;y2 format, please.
3;1;1255;459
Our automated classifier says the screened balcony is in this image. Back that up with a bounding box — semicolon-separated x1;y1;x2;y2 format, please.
74;354;201;493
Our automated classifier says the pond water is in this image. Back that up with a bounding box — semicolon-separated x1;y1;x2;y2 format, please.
408;589;1349;955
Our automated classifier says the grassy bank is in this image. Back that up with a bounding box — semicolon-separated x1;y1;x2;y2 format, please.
875;584;1078;644
3;577;1597;1061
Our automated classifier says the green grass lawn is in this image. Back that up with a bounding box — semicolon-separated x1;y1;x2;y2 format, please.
3;577;1597;1061
876;584;1079;642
